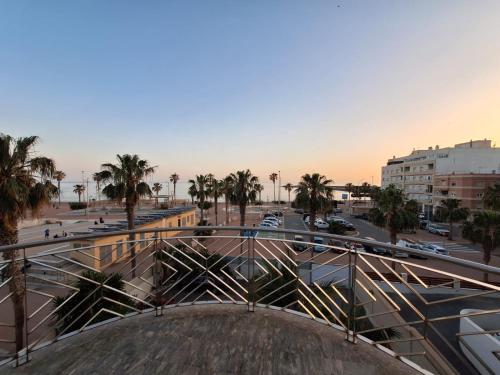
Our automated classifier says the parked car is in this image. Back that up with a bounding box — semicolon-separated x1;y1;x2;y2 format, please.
328;239;346;253
353;213;369;220
421;243;449;256
260;222;278;228
333;208;342;214
419;219;430;230
427;223;450;236
328;217;355;231
313;236;327;252
262;218;280;226
363;237;391;256
392;241;410;258
314;219;329;230
294;208;304;214
293;235;307;251
272;211;283;217
344;242;366;253
396;240;427;259
263;214;282;224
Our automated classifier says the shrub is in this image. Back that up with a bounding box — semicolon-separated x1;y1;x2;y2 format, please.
328;221;346;235
69;202;88;210
198;201;213;210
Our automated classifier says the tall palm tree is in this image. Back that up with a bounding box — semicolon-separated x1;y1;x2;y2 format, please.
100;154;155;277
209;178;223;226
254;183;264;204
53;170;66;208
269;172;278;203
229;170;258;226
283;183;293;206
484;183;500;211
369;184;419;253
437;198;469;241
73;184;85;203
462;211;500;282
0;134;57;352
152;182;163;208
294;173;333;231
188;175;209;223
92;172;104;206
221;176;234;225
169;173;179;204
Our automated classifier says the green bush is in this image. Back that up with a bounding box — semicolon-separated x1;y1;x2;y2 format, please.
69;202;88;210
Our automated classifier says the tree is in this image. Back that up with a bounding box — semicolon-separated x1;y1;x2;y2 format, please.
436;198;469;240
53;170;66;208
169;173;179;204
369;184;418;254
269;172;278;202
209;178;223;226
92;172;104;206
283;183;293;206
53;271;134;333
254;183;264;204
229;170;258;226
294;173;333;231
188;175;209;223
484;183;500;211
100;154;155;277
188;184;197;205
0;134;57;352
73;184;85;203
462;211;500;282
152;182;163;208
221;177;234;225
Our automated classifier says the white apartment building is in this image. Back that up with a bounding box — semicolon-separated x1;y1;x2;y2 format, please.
381;139;500;216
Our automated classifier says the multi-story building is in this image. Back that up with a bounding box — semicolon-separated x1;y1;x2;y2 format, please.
381;139;500;216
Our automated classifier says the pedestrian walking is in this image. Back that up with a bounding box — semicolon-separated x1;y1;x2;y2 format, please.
44;228;50;239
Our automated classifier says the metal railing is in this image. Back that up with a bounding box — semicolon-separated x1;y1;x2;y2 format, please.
0;226;499;374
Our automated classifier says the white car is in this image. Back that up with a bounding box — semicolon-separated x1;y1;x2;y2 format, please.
262;219;280;227
421;244;449;256
314;219;329;230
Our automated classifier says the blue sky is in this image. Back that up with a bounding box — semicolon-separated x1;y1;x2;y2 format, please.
1;1;500;186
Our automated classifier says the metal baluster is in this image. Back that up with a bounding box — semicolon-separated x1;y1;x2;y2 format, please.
248;236;255;312
23;247;29;365
153;233;161;317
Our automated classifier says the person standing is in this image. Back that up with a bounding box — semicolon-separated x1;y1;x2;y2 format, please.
44;228;50;239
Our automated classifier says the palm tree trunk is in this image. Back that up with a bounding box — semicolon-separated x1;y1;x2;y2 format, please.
448;218;453;241
173;183;176;205
58;181;61;208
126;203;137;278
390;226;398;270
288;191;291;206
239;204;246;226
225;198;229;225
214;197;218;226
273;183;276;203
200;199;204;224
78;192;81;203
0;223;25;353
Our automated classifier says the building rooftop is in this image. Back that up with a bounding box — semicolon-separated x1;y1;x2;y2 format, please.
0;304;421;375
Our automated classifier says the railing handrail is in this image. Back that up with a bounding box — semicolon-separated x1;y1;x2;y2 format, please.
2;225;500;275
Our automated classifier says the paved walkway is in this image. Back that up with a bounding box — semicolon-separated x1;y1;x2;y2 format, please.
1;305;420;375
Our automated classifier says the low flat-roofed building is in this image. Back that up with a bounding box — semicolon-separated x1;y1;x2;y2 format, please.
70;207;196;271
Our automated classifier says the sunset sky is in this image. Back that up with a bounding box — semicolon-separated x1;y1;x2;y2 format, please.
1;1;499;186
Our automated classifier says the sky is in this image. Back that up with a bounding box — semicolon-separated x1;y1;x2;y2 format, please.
1;0;500;188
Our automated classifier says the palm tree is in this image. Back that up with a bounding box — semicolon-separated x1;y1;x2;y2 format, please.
54;271;134;333
229;170;258;226
92;172;104;206
369;184;419;256
462;211;500;282
283;183;293;206
254;183;264;204
73;184;85;203
152;182;163;208
188;184;197;205
100;154;155;277
188;175;209;223
209;178;223;226
221;176;234;225
484;183;500;211
437;198;469;241
269;173;278;203
169;173;179;204
53;170;66;208
294;173;333;231
0;134;57;352
345;183;354;214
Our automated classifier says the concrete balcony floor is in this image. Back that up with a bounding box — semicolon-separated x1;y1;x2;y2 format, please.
1;304;420;375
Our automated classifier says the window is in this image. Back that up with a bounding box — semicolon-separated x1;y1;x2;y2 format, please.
477;193;484;198
100;245;113;266
116;241;123;258
182;217;187;226
451;182;456;186
177;218;181;227
426;185;433;193
428;163;434;170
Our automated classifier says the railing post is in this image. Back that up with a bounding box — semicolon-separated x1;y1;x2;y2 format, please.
22;248;29;365
153;233;162;317
248;236;255;312
347;247;358;343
